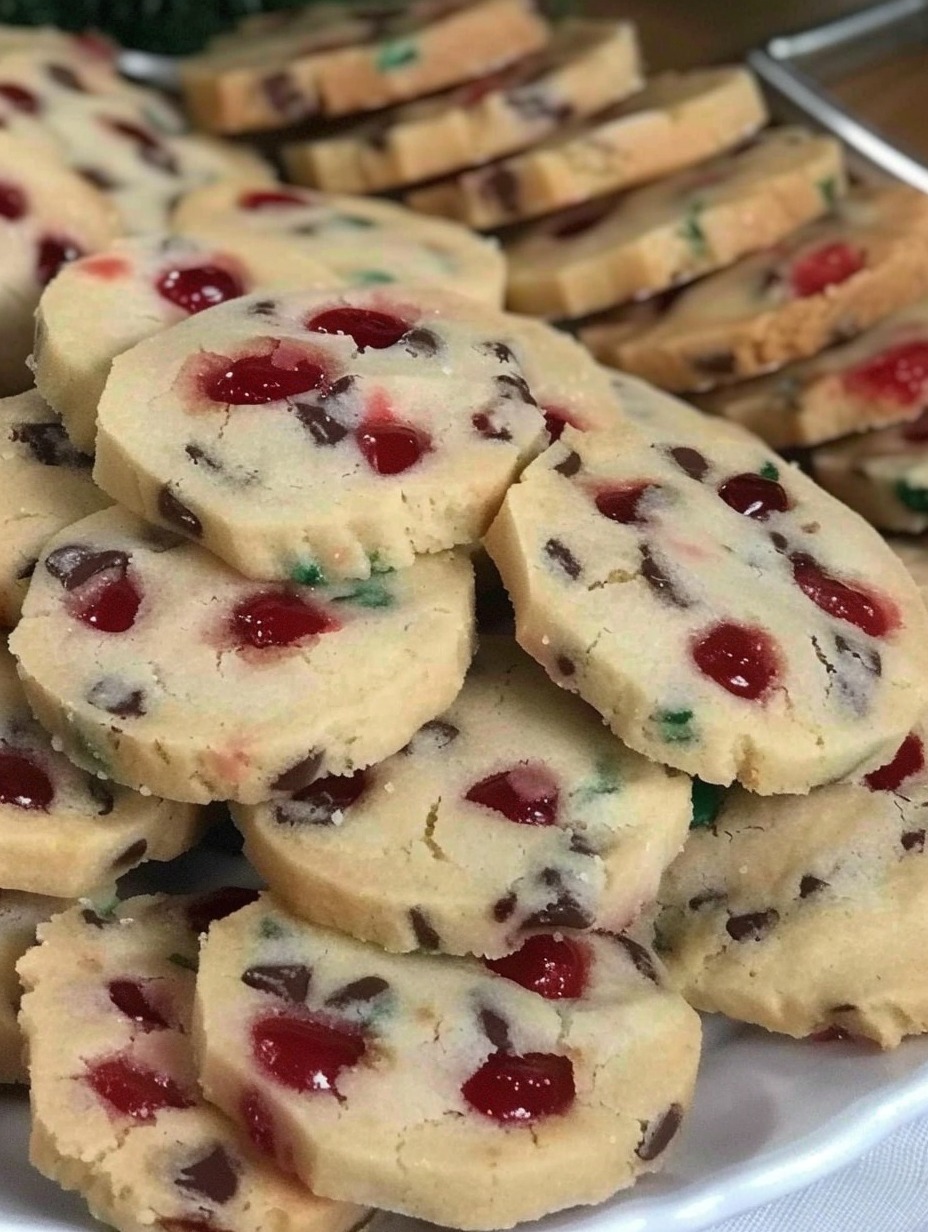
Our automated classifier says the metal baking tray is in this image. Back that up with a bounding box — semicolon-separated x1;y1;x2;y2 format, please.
749;0;928;190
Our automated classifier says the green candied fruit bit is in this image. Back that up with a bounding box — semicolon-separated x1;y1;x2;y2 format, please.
355;270;395;286
656;708;695;744
574;757;623;803
376;38;419;71
336;576;395;609
678;202;708;258
258;916;286;941
818;176;840;209
290;561;327;586
168;952;198;972
895;480;928;513
759;461;780;481
690;777;725;829
367;552;395;576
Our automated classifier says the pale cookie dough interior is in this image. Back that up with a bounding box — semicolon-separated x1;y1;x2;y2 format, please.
0;890;62;1082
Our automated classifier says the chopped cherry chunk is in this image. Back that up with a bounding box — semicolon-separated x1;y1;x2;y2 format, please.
232;591;339;650
356;422;430;475
0;181;26;220
37;236;84;286
788;241;864;298
186;886;260;936
87;1056;192;1121
864;732;925;792
239;189;310;210
486;935;588;999
465;764;559;826
718;473;790;520
462;1052;575;1123
74;574;141;634
108;979;169;1030
595;483;654;525
203;353;327;405
0;751;53;811
157;264;244;315
251;1012;365;1093
692;622;780;700
0;83;39;113
903;409;928;442
844;341;928;407
791;554;895;637
306;307;407;350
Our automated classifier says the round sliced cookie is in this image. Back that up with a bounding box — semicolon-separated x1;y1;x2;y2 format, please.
890;538;928;601
235;636;691;959
17;890;368;1232
92;285;621;582
697;298;928;449
581;185;928;391
34;231;340;456
506;127;846;319
655;724;928;1047
0;391;108;628
0;891;62;1083
0;132;121;396
173;181;505;305
9;506;475;804
406;67;767;230
0;641;203;895
194;894;701;1229
485;374;928;794
284;21;642;194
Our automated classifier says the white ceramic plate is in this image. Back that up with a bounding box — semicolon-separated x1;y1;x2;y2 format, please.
4;848;928;1232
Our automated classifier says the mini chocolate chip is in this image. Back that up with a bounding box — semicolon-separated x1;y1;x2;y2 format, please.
185;443;223;471
480;164;520;215
472;410;513;442
176;1144;239;1205
770;532;789;553
402;327;441;357
479;1008;512;1052
692;349;736;376
688;889;725;911
141;143;179;177
248;299;277;317
726;909;779;941
496;373;537;405
272;751;324;794
81;908;111;928
481;341;516;364
410;908;440;950
554;450;582;478
322;374;355;402
799;874;828;898
669;446;708;481
544;537;581;580
640;544;689;607
113;839;147;869
11;421;91;468
524;892;592;930
295;402;349;446
568;830;595;855
80;166;118;191
636;1104;683;1161
902;829;926;852
87;678;147;719
556;655;576;677
87;777;115;817
158;486;202;538
261;71;314;119
831;1003;857;1013
16;557;37;581
47;63;86;91
493;891;517;922
326;976;389;1008
45;545;129;590
242;963;311;1003
614;934;660;984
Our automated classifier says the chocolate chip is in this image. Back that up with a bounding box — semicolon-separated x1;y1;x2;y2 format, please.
45;545;129;590
640;544;689;608
544;537;580;580
10;421;91;468
16;557;37;581
472;410;512;442
614;934;660;984
112;839;147;869
480;164;520;215
493;891;517;922
87;678;147;719
158;486;202;538
553;450;582;478
176;1145;239;1205
799;874;828;898
79;166;118;191
326;976;389;1008
242;963;311;1003
636;1104;683;1161
261;71;314;120
402;719;460;755
185;443;223;471
47;62;86;90
81;907;112;928
726;909;779;941
568;829;595;854
480;341;516;364
402;327;441;357
902;829;926;852
692;349;736;376
770;532;789;553
524;890;592;930
272;750;324;794
295;402;349;446
688;889;725;911
248;299;277;317
479;1008;512;1052
410;908;440;950
556;655;576;677
668;446;708;481
87;776;114;816
321;374;355;403
496;373;537;405
831;1003;856;1014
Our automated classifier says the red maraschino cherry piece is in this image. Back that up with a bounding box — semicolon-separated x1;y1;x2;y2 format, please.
844;341;928;408
74;575;141;634
356;422;430;475
465;764;559;826
691;622;780;700
485;935;588;999
108;979;170;1030
232;591;339;650
87;1056;192;1120
462;1051;575;1123
251;1012;366;1093
718;473;790;520
864;732;925;792
0;181;26;220
156;264;244;315
37;236;83;286
239;188;310;210
306;307;407;351
203;352;327;405
542;406;578;443
789;241;864;298
0;751;53;811
595;483;655;525
791;554;895;637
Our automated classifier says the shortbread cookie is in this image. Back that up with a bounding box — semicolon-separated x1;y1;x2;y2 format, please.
0;891;60;1082
655;724;928;1047
698;298;928;449
406;67;767;230
485;375;928;794
285;21;642;194
0;643;202;894
235;637;691;958
173;181;505;305
10;507;474;804
182;0;549;133
194;895;701;1229
92;285;621;582
582;186;928;391
506;128;845;319
0;132;120;396
17;892;367;1232
890;539;928;600
34;232;339;455
0;391;108;628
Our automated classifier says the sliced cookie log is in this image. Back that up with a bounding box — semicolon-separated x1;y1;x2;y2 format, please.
9;507;475;805
17;892;368;1232
0;643;203;896
697;298;928;450
582;185;928;392
193;894;701;1229
235;636;691;958
0;391;107;628
655;725;928;1047
284;21;642;195
485;373;928;794
173;180;505;306
506;127;846;320
0;891;61;1082
92;285;621;583
0;132;120;397
34;231;340;456
406;67;767;230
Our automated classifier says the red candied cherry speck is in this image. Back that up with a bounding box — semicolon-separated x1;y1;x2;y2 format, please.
306;307;407;351
239;188;310;210
203;352;327;405
157;264;244;315
232;591;339;651
864;732;925;792
0;83;39;113
108;979;170;1030
0;181;26;220
465;764;559;826
462;1051;575;1123
719;473;790;520
37;236;84;287
595;483;655;525
0;751;54;811
357;422;430;475
87;1056;192;1121
789;241;864;298
186;886;260;936
74;574;141;634
791;554;895;637
486;934;588;1000
251;1012;365;1093
844;341;928;408
692;622;780;701
81;254;129;280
